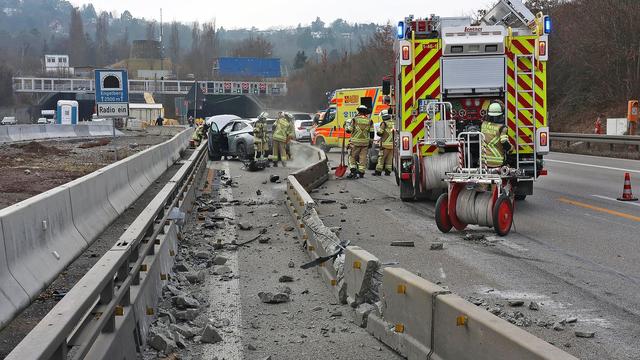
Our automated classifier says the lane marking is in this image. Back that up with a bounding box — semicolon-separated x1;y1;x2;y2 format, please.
592;194;640;208
558;197;640;222
545;159;640;174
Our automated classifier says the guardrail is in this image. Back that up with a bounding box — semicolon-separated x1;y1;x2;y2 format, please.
0;128;192;330
284;143;578;360
551;132;640;150
6;141;207;360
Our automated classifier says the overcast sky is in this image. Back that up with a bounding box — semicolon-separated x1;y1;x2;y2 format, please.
69;0;494;29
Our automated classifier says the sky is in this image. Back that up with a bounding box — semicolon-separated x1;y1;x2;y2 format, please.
69;0;494;29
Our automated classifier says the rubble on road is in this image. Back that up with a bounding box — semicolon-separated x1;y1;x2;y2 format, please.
352;197;367;204
258;291;291;304
430;242;444;250
575;330;595;338
390;241;415;247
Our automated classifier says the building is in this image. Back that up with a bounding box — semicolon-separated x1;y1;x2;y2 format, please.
44;55;74;76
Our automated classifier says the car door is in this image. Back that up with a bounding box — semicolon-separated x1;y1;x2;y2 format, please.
208;121;222;155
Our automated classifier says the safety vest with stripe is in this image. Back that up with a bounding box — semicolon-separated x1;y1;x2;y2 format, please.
253;120;268;143
272;117;293;142
377;120;394;150
346;115;372;147
481;121;509;167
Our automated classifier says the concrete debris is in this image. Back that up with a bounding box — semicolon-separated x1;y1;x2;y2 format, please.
390;241;415;247
170;324;197;339
174;264;190;273
469;297;484;306
464;233;486;242
238;222;253;230
202;220;218;229
352;197;367;204
354;303;376;328
194;250;211;260
269;175;280;183
284;225;295;232
200;325;223;344
529;301;540;311
288;261;295;268
312;306;323;311
278;275;294;283
508;300;524;307
175;309;199;321
173;295;200;309
575;330;595;338
258;236;271;244
213;266;232;275
553;322;565;331
129;142;139;149
149;333;176;353
565;317;578;324
247;344;257;351
430;242;444;250
330;311;343;317
158;309;177;324
340;204;348;210
23;169;31;175
258;291;291;304
488;307;502;315
212;256;228;265
185;271;205;284
320;199;337;204
256;190;262;196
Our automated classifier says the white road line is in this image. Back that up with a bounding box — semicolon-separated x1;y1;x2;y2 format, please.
592;194;640;207
545;159;640;174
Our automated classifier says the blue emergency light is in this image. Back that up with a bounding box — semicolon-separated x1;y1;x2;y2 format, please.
397;21;405;39
543;16;551;34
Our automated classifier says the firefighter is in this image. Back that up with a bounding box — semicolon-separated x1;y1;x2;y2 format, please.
481;102;512;168
345;105;374;178
253;112;269;159
373;110;394;176
191;122;208;147
270;111;294;167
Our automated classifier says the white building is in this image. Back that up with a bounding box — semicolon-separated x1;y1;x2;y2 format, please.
44;55;74;75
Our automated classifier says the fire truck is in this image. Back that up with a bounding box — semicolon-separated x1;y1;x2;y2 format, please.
385;0;551;205
312;87;389;169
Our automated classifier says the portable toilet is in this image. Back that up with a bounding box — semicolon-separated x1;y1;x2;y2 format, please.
56;100;79;124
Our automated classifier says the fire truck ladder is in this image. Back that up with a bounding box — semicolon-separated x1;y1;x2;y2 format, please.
514;54;537;180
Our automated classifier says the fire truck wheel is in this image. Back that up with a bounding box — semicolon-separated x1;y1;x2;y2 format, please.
435;193;452;233
493;195;514;236
400;180;415;202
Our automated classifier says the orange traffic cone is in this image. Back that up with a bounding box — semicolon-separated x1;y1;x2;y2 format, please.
617;173;638;201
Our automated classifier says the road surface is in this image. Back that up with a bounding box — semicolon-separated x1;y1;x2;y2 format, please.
317;150;640;359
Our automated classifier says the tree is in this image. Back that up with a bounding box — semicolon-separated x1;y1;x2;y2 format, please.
232;36;273;58
95;11;110;65
169;21;181;65
120;10;133;22
68;7;87;65
293;50;307;69
146;21;157;41
525;0;560;13
311;17;325;32
113;27;130;61
0;62;14;107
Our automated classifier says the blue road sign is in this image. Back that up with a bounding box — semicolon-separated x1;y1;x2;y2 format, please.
95;69;129;103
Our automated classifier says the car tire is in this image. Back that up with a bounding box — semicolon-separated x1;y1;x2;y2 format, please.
208;150;221;161
237;142;248;160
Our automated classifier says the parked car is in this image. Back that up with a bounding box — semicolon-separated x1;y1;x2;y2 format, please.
37;117;48;124
294;120;314;141
208;115;274;161
291;112;312;121
1;117;17;125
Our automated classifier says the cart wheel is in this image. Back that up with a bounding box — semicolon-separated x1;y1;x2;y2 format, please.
435;193;452;233
493;195;513;236
448;183;467;231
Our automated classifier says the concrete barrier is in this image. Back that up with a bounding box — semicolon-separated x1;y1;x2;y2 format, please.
103;161;138;215
0;126;10;143
87;124;114;137
0;124;120;144
0;186;88;300
344;246;380;306
126;150;154;196
0;222;30;329
74;125;91;137
67;169;119;242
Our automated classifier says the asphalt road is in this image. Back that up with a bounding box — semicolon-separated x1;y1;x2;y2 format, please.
318;150;640;360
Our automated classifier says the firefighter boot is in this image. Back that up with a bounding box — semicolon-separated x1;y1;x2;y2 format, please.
347;168;358;179
385;170;391;176
372;171;382;176
358;171;365;179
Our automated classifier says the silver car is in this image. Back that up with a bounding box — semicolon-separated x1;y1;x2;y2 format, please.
207;115;274;161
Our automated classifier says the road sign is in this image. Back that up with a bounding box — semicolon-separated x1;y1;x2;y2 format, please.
95;69;129;118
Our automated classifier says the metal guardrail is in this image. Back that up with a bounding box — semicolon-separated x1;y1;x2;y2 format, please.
552;133;640;147
12;77;288;96
6;143;207;360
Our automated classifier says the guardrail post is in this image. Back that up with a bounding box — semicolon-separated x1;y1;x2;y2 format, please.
100;279;115;333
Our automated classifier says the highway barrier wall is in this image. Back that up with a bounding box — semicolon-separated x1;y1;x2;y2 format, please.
0;127;193;329
0;123;122;144
284;143;578;360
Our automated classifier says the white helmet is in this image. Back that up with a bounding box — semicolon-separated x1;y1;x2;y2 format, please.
258;111;268;120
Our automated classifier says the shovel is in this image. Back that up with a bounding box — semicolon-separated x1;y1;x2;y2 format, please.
335;130;348;177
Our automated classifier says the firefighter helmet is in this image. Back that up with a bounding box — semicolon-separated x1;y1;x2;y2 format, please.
488;102;504;117
380;109;391;121
258;112;268;121
357;105;369;114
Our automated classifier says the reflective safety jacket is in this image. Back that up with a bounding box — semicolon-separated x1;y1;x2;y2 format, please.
253;120;268;143
272;117;293;142
481;121;512;167
192;125;206;142
346;115;373;147
377;120;394;150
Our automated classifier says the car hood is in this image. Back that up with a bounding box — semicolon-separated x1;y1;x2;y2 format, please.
206;114;241;129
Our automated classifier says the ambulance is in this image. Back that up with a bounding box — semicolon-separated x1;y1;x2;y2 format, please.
385;0;551;201
312;87;389;169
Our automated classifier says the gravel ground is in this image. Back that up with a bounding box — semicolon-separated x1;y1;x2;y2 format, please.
0;148;193;359
141;158;400;360
0;130;177;209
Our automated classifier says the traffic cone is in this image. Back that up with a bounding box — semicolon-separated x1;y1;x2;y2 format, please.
617;173;638;201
